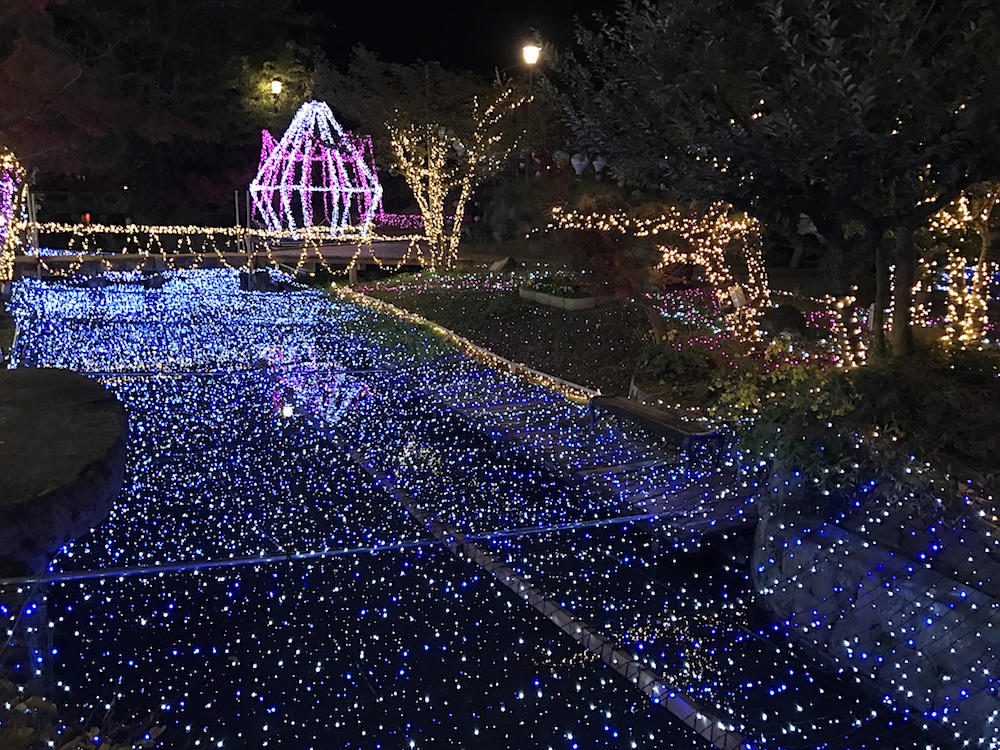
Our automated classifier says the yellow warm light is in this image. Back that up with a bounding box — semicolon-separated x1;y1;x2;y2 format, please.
915;186;999;350
328;282;595;404
388;84;527;271
14;221;425;278
1;148;28;284
270;79;283;96
550;203;769;345
522;44;541;66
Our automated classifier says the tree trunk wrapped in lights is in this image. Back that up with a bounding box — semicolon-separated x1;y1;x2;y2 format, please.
0;148;27;285
387;85;526;271
942;187;999;349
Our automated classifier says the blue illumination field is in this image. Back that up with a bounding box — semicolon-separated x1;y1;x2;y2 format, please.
3;270;928;749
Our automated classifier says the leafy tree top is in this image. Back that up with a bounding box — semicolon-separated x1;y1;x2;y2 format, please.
552;0;1000;236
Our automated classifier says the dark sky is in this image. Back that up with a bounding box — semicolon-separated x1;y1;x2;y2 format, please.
307;0;622;74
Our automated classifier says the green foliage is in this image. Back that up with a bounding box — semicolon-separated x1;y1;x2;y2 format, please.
849;349;1000;478
0;677;165;750
0;0;317;218
551;0;1000;339
475;177;551;242
640;344;714;386
703;347;1000;517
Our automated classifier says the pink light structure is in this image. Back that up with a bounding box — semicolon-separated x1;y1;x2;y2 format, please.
250;101;383;238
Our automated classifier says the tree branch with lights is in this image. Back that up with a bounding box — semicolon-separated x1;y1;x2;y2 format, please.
924;183;1000;349
549;202;768;346
387;84;527;270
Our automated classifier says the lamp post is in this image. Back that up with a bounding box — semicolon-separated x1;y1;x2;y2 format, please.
521;44;541;179
270;79;282;112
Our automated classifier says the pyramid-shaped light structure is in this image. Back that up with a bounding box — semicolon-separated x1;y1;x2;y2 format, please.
249;101;382;238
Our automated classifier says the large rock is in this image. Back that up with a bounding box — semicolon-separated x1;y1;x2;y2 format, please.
488;256;518;272
760;304;808;339
0;368;127;575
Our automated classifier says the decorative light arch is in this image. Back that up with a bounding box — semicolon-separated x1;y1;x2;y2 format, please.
1;148;28;284
249;101;383;238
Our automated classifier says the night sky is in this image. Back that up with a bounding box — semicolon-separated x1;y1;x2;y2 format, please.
308;0;623;74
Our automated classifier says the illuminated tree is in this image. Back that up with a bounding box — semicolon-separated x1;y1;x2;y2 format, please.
550;202;767;345
926;183;1000;348
387;84;526;270
310;46;492;172
552;0;1000;356
0;147;27;284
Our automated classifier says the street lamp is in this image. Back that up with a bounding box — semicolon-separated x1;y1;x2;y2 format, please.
521;44;541;179
270;79;282;112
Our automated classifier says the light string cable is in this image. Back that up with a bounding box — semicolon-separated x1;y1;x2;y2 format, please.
0;508;721;588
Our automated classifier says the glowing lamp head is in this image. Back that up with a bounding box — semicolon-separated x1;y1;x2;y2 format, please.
522;44;541;66
270;79;283;96
280;403;294;418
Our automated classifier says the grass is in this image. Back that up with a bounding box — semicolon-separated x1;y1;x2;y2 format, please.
357;269;651;393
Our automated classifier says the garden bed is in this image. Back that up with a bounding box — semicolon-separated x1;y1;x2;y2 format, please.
518;286;616;310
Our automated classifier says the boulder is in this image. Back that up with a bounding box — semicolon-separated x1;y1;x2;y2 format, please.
760;304;808;339
0;369;127;575
488;256;518;273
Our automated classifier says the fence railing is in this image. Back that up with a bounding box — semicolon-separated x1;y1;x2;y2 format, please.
8;221;426;278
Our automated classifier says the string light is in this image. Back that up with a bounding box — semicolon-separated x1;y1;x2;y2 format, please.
0;147;28;284
915;188;1000;349
0;268;929;749
548;204;768;345
387;85;527;271
249;101;383;238
15;222;425;279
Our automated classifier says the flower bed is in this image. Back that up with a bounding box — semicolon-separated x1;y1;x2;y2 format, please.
518;286;616;310
519;276;614;310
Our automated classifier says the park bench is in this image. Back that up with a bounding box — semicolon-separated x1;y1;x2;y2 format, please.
588;395;719;452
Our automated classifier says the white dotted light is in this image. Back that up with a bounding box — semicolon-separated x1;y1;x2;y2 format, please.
1;268;929;749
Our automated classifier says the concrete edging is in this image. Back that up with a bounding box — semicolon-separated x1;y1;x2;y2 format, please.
518;287;616;311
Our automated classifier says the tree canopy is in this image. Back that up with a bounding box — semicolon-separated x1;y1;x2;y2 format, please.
552;0;1000;353
313;47;527;267
311;46;498;169
0;0;317;221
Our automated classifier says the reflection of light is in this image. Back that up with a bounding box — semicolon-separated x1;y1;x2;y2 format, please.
280;403;294;418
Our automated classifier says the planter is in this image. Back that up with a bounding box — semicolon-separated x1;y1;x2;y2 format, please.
519;287;615;311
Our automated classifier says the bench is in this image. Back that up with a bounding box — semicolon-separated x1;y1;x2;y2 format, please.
588;395;719;452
